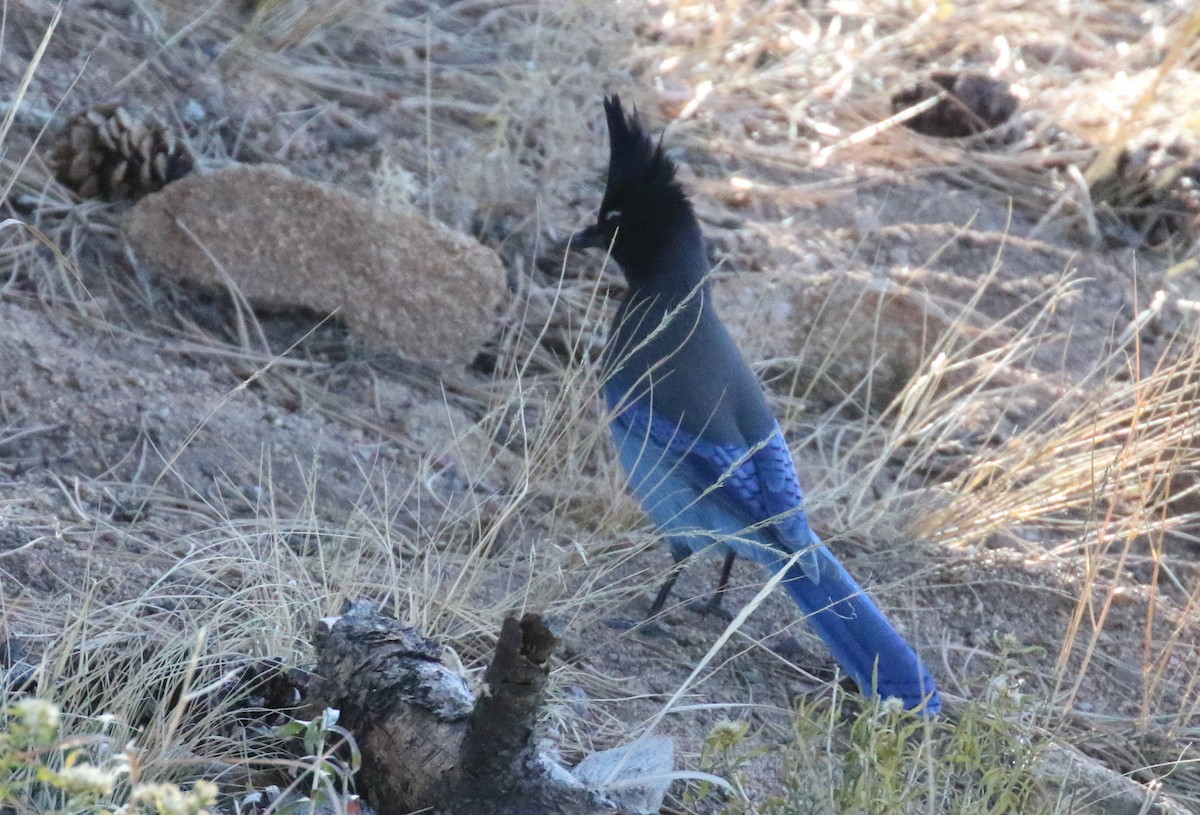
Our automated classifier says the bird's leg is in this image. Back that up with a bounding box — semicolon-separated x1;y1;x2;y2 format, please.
645;569;682;618
709;551;737;612
616;544;734;629
645;541;692;619
686;552;736;620
604;544;689;633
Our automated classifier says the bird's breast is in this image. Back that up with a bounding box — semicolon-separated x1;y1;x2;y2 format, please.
604;295;774;446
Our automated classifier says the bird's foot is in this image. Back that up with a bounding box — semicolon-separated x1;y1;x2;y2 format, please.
684;595;734;622
603;616;672;639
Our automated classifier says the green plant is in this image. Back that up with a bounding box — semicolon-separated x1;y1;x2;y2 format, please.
269;709;361;815
755;645;1048;815
689;717;764;809
0;698;217;815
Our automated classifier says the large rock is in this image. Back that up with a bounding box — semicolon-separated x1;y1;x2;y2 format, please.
122;163;507;369
715;269;977;412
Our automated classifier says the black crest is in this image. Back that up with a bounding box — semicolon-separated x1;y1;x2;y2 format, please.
601;95;690;216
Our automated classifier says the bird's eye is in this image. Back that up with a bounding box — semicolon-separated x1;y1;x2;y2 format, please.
601;209;622;223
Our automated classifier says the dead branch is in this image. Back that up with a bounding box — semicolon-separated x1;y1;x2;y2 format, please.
302;601;671;815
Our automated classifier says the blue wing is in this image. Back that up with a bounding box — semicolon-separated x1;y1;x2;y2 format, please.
608;396;942;714
607;390;817;569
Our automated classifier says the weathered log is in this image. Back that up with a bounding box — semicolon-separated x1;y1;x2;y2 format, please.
302;601;671;815
303;600;473;811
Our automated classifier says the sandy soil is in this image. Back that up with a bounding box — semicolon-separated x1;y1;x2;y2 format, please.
2;1;1198;811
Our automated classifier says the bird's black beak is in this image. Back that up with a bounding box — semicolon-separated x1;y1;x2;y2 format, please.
569;223;608;251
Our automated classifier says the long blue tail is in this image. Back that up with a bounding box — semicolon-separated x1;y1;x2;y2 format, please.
778;544;941;714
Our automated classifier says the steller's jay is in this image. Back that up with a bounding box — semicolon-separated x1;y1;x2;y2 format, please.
571;95;940;714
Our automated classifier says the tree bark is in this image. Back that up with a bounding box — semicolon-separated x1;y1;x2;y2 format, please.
302;601;625;815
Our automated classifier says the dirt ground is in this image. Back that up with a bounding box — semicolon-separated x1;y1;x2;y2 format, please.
2;1;1199;812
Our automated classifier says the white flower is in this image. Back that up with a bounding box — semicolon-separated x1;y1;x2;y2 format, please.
132;781;218;815
13;698;60;741
53;763;116;796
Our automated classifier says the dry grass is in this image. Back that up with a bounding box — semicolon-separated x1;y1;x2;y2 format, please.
2;0;1200;812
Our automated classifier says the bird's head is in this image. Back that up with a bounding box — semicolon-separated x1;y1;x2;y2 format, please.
571;95;698;279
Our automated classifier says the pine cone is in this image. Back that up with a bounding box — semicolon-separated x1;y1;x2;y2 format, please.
49;103;194;200
891;71;1019;139
1092;140;1200;247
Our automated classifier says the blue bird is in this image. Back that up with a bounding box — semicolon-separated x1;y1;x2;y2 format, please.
571;95;940;714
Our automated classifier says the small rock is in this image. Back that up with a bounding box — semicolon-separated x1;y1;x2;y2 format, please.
1032;742;1193;815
